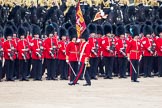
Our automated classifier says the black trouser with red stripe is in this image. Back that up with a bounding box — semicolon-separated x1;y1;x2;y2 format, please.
19;60;28;80
104;56;114;78
130;60;139;81
73;62;91;84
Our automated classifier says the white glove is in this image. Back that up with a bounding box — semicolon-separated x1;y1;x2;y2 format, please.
66;59;69;63
76;39;81;43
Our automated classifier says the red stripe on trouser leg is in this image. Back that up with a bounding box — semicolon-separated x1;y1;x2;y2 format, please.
73;63;85;84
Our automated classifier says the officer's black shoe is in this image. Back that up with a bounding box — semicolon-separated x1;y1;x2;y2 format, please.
19;78;23;81
83;83;91;86
10;79;15;81
121;76;127;79
104;76;113;79
91;77;98;80
149;76;154;78
24;78;29;81
36;79;42;81
68;82;75;86
52;78;58;80
158;75;162;77
132;80;140;83
79;78;84;80
104;76;108;79
108;77;113;79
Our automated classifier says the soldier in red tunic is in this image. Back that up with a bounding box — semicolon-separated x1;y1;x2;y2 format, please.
88;23;98;80
58;27;68;80
23;22;32;77
30;25;44;81
102;23;115;79
0;26;4;81
141;25;154;77
116;25;128;78
66;27;79;85
12;25;20;79
44;25;58;80
3;27;17;81
127;25;142;82
72;29;91;86
96;25;105;77
17;26;30;81
155;25;162;77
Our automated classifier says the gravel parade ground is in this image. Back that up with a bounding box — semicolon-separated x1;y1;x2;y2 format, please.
0;77;162;108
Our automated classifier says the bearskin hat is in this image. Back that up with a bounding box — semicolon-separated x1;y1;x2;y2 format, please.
116;25;125;36
80;28;89;41
104;24;112;35
88;23;97;34
46;25;54;36
156;25;162;35
18;26;26;38
59;27;67;39
4;27;13;39
68;27;77;41
143;25;153;36
32;24;41;37
130;25;140;38
96;25;103;35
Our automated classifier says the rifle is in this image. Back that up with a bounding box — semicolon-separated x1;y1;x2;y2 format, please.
36;39;43;60
109;36;115;54
50;38;57;59
148;37;156;55
120;37;127;57
22;40;28;62
0;42;3;60
8;41;15;61
92;38;99;57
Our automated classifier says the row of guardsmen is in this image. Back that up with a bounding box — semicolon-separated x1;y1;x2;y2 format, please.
0;20;162;86
0;0;161;8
